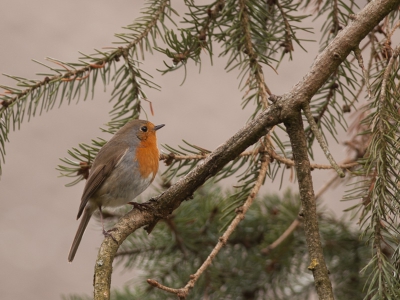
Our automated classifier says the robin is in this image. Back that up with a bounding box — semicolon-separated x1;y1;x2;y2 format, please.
68;119;165;262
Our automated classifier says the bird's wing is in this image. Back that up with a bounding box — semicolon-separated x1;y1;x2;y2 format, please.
76;146;128;219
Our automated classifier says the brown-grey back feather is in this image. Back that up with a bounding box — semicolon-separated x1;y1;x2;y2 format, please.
77;144;129;219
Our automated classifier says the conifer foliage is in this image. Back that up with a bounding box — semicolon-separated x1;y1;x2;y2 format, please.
1;1;399;299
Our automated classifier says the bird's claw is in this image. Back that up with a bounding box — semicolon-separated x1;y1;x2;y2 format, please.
128;201;152;210
103;228;118;244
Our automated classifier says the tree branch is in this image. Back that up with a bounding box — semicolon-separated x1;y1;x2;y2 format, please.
239;0;271;103
261;217;301;255
160;151;358;170
285;112;334;300
93;0;400;298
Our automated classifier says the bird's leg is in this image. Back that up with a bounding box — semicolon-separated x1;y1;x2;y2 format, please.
98;206;118;243
128;197;158;210
98;206;107;236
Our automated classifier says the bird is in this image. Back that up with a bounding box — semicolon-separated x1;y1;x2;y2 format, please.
68;119;165;262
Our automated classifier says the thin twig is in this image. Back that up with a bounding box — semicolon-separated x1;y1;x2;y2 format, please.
379;45;400;105
160;149;255;161
164;218;188;257
160;150;358;170
314;173;340;201
387;21;400;43
276;0;294;53
349;39;371;63
261;171;340;255
304;77;337;142
171;0;225;64
332;0;340;34
148;153;270;299
303;103;345;178
350;35;376;107
353;46;372;98
239;0;271;105
115;246;166;258
147;279;184;296
261;218;301;255
270;151;358;170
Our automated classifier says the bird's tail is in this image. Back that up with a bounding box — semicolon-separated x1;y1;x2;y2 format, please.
68;208;93;262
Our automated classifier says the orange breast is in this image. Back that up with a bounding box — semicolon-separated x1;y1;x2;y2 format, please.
135;135;159;181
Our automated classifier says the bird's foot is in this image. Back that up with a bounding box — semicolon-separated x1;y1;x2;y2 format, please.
102;228;118;244
128;201;153;211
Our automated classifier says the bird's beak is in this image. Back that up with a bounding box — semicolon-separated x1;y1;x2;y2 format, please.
154;124;165;131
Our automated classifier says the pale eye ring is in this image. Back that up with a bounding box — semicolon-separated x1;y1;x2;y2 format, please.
140;126;148;132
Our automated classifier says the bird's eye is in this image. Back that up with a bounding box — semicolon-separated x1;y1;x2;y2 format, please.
140;126;148;132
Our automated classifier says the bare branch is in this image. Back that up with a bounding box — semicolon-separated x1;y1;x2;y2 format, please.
353;46;372;98
161;151;358;170
148;152;270;299
261;217;301;255
285;112;334;300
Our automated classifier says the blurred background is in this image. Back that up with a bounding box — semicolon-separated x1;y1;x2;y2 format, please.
0;1;353;299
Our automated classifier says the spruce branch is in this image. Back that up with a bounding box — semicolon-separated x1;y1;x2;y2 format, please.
161;148;358;171
332;0;340;35
155;0;226;79
302;0;361;155
349;38;376;110
316;0;357;49
379;45;400;104
214;0;311;119
183;0;226;54
269;151;358;170
344;41;400;299
0;0;171;175
0;0;168;118
117;0;171;55
239;0;271;107
275;0;294;54
386;20;400;44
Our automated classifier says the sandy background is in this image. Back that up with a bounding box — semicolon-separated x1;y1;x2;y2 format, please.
0;1;354;299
